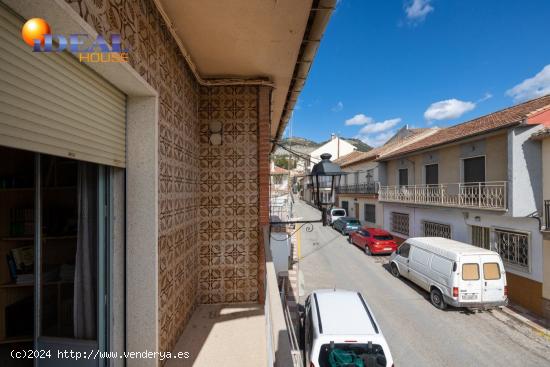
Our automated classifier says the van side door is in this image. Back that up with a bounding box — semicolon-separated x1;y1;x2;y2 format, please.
394;242;411;278
408;246;432;290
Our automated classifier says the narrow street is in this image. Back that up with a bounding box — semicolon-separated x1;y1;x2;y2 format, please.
294;200;550;367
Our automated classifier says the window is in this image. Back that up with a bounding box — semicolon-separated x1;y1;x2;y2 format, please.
374;235;393;241
340;201;348;212
354;171;360;185
423;221;451;239
471;226;490;250
398;242;411;258
366;169;374;183
364;204;376;223
398;168;408;186
495;229;529;269
318;343;386;367
332;210;346;217
425;164;438;185
391;212;409;235
463;156;485;183
462;263;480;280
483;263;501;280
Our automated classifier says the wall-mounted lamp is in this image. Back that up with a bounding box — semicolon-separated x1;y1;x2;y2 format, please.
474;216;481;222
209;120;223;145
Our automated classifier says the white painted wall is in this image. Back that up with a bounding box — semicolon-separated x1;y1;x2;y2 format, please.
381;203;544;283
309;137;356;170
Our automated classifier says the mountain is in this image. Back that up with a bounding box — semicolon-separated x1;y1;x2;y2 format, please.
273;136;372;157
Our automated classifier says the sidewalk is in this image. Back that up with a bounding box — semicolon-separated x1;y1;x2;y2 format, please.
500;303;550;338
166;304;267;367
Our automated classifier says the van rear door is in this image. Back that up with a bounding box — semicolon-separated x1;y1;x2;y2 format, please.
458;257;482;303
480;256;506;303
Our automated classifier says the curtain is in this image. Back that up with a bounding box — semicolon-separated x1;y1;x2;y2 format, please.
73;162;98;340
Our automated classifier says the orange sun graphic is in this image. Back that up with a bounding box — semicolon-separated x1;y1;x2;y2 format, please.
21;18;51;47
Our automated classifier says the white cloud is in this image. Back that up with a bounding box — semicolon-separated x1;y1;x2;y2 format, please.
331;101;344;112
506;64;550;102
358;130;397;148
345;113;374;126
404;0;433;22
358;118;402;134
424;99;475;121
478;92;493;102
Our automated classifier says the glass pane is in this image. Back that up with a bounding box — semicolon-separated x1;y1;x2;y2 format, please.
462;263;480;280
483;263;501;280
0;147;35;349
41;155;98;340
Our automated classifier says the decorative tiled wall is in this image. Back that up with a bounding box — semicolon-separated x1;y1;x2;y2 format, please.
198;86;260;304
65;0;201;354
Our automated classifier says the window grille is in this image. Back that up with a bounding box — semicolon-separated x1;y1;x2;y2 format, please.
364;204;376;223
423;221;451;239
471;225;490;250
495;229;529;269
391;212;409;235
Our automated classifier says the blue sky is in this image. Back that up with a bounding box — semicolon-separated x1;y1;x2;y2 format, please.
286;0;550;146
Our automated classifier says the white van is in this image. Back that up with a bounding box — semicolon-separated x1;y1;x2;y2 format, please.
390;237;508;310
328;208;346;225
302;289;393;367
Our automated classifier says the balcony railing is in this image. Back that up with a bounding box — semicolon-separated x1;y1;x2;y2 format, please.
379;181;507;210
545;200;550;230
337;182;378;195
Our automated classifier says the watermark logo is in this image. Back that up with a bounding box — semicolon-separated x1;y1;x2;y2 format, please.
21;18;128;63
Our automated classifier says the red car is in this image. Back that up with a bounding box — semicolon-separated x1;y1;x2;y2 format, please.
349;227;398;255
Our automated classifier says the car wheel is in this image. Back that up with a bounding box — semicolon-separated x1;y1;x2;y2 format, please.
430;288;447;310
341;228;345;235
365;246;372;256
348;236;352;244
390;263;400;278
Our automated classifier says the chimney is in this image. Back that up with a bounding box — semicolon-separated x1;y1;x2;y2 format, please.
331;133;336;140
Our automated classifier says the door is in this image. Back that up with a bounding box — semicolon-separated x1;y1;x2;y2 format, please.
480;258;506;303
425;164;438;185
463;157;485;183
398;169;409;186
35;155;109;367
458;258;482;304
341;201;349;213
354;203;360;219
394;242;411;278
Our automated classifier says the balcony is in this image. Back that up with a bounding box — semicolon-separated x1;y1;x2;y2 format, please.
379;181;507;211
337;182;378;195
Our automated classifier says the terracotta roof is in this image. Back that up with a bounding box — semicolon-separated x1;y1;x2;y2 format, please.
338;128;439;167
271;165;288;174
379;95;550;160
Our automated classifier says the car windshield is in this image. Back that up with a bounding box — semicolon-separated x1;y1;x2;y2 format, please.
373;235;392;241
347;220;361;226
332;210;346;216
318;343;386;367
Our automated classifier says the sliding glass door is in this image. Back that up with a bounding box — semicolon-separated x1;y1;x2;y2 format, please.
34;154;109;367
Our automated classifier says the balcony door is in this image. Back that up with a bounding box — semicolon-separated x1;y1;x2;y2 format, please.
398;169;408;187
463;156;485;183
425;164;438;185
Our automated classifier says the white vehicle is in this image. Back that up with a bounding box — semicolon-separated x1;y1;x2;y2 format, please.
328;207;346;225
390;237;508;310
302;289;393;367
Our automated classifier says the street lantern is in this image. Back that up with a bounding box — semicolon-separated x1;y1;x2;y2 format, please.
309;153;344;225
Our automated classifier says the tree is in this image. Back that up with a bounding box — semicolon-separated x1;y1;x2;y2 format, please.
273;156;296;170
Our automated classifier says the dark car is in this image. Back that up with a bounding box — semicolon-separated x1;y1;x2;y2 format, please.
333;217;361;235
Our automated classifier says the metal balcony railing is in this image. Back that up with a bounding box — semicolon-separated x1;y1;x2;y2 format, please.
545;200;550;230
337;182;378;195
379;181;507;210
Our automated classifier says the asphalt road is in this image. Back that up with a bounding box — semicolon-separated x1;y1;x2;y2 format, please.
294;200;550;367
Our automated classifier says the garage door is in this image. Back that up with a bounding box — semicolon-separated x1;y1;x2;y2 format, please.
0;4;126;167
